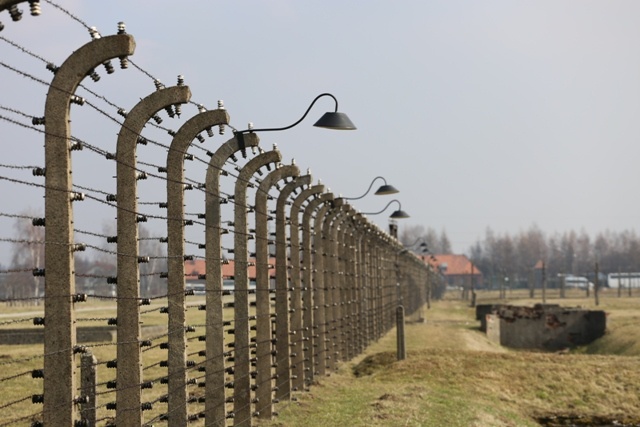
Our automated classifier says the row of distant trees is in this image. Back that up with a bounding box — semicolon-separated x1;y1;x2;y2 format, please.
469;226;640;288
0;213;167;305
4;215;639;303
401;224;640;288
399;225;452;254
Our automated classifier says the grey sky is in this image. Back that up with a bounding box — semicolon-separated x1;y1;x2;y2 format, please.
1;1;639;265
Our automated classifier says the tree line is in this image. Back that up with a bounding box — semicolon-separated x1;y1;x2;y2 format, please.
401;224;640;288
4;215;639;303
0;213;167;304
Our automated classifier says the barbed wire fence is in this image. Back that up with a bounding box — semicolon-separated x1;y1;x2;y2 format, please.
0;1;434;426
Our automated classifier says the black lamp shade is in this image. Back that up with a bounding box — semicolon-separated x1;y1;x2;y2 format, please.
390;209;410;219
374;184;399;196
313;112;357;130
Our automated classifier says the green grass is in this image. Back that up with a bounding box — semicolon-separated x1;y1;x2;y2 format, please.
3;291;640;426
259;294;640;427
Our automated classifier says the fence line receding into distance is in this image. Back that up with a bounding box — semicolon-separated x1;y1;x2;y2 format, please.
0;2;433;426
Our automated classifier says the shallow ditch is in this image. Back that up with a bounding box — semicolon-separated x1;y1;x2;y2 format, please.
536;414;640;426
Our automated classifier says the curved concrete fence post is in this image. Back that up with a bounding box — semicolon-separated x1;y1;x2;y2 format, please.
388;239;400;332
278;174;311;394
273;168;307;402
356;220;369;348
328;203;349;362
347;212;363;356
166;107;230;424
340;206;358;360
205;132;260;425
341;205;358;361
308;193;334;376
116;85;191;426
293;184;324;386
372;232;385;340
233;149;282;426
384;237;396;333
254;163;299;419
43;34;135;426
365;235;375;342
353;213;369;355
320;198;344;371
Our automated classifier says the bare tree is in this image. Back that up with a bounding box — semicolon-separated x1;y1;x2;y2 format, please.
399;224;452;254
399;224;426;247
7;209;45;305
438;229;452;253
139;225;167;297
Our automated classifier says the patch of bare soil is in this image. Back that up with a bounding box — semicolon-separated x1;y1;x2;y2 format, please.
352;351;396;377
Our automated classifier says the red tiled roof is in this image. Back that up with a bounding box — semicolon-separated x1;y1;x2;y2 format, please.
421;254;482;277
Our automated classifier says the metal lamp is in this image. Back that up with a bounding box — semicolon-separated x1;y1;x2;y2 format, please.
344;176;399;201
234;92;356;136
363;199;410;219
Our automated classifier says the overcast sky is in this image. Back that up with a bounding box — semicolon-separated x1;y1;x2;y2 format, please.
1;1;639;265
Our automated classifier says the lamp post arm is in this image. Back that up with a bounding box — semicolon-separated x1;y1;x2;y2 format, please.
362;199;401;216
234;93;338;135
343;176;387;201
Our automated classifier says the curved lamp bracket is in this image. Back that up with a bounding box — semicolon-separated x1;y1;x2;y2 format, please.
344;176;399;201
234;92;356;137
363;199;410;219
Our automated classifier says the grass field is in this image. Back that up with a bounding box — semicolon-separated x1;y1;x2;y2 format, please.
258;290;640;427
0;295;220;425
2;290;639;426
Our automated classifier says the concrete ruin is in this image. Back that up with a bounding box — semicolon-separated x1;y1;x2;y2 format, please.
477;304;606;350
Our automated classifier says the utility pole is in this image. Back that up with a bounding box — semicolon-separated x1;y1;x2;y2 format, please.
470;262;476;307
594;261;600;306
542;262;547;304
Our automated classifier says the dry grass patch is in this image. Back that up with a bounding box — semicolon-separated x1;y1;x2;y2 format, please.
262;296;640;426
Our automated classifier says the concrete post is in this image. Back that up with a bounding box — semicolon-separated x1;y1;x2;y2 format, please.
594;262;600;306
362;227;375;347
396;305;406;360
205;132;260;425
43;34;135;426
294;185;325;385
355;218;370;352
376;241;386;336
327;208;342;364
281;175;312;393
334;210;348;360
321;199;344;370
167;107;230;424
370;242;381;341
80;352;98;427
274;173;309;397
542;262;547;304
309;194;334;376
328;204;352;362
342;208;359;359
254;164;299;418
116;85;191;426
233;149;282;426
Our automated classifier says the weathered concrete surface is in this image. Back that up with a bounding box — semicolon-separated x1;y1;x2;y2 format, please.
485;305;606;350
476;303;560;332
